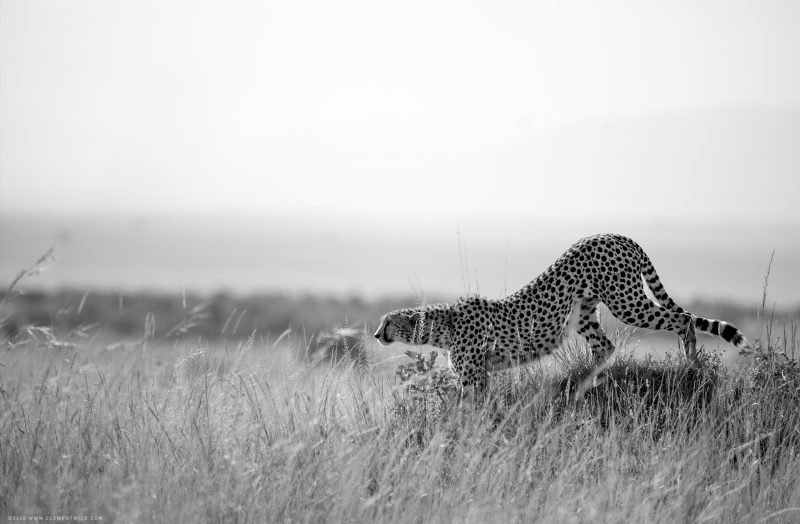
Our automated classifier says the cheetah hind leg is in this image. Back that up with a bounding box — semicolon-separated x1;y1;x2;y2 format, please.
573;299;617;401
683;318;698;362
575;297;616;365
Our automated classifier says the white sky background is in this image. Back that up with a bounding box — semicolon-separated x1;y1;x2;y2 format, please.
1;0;800;304
2;0;800;223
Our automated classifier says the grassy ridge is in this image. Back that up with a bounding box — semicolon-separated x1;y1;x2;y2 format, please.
1;319;800;522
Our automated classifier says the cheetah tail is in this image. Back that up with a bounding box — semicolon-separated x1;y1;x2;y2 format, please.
694;316;748;348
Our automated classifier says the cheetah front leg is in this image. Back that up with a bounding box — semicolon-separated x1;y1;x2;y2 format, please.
447;341;488;399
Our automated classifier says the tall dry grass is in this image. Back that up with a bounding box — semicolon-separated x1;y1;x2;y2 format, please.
1;313;800;522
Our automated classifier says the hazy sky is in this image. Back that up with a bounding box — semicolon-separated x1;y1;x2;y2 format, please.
2;0;800;224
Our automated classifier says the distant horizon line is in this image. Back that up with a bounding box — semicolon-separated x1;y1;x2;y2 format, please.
3;211;799;229
3;283;790;312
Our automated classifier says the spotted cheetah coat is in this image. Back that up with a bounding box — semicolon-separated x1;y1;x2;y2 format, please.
375;233;746;390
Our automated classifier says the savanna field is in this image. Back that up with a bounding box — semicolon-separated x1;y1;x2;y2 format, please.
4;0;800;522
2;264;800;523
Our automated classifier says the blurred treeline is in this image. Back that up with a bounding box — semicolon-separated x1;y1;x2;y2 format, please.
0;289;425;342
1;289;784;344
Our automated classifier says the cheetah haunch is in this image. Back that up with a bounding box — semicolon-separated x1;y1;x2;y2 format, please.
374;234;746;390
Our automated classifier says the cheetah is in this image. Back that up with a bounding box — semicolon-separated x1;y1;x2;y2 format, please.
374;233;747;390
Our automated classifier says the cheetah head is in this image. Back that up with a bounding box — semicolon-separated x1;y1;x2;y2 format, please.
374;309;422;346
